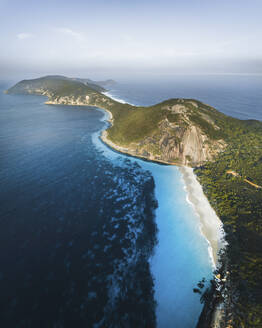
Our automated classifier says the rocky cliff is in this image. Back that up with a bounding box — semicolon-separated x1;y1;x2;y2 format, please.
104;99;227;167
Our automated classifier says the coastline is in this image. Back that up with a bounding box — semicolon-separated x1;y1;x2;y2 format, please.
6;77;262;327
102;91;135;106
97;107;218;328
98;91;225;267
6;86;227;326
179;166;225;267
45;88;226;271
102;91;128;104
99;104;225;269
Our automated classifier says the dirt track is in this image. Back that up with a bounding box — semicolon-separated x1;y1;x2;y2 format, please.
226;170;262;189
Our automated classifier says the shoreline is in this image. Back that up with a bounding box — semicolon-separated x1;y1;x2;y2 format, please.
102;91;136;106
98;107;221;328
102;91;128;104
99;105;225;269
179;166;225;267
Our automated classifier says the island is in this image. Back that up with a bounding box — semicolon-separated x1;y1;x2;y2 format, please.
6;76;262;328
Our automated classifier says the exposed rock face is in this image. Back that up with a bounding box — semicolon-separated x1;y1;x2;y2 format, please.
118;111;226;167
45;94;91;106
45;94;114;109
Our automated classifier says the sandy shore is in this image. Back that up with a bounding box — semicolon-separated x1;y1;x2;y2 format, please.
179;166;225;268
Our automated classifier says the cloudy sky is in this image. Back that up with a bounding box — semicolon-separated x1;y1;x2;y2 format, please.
1;0;262;79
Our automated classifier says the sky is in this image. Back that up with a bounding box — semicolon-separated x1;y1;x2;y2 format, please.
1;0;262;80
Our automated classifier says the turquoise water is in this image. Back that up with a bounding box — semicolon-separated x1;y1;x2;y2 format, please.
94;118;213;328
149;167;212;328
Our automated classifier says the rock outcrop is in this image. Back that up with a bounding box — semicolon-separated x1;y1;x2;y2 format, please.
105;100;227;167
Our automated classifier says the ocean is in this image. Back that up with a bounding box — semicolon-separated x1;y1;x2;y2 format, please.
0;75;261;327
105;74;262;121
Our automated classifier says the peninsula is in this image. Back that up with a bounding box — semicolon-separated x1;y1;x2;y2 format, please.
6;76;262;328
6;75;227;167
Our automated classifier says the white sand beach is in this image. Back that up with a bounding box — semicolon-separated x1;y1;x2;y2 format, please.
179;166;225;268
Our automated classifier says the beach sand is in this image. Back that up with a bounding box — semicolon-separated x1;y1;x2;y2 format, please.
179;166;225;268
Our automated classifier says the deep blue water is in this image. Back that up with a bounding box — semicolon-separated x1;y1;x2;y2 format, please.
0;75;261;328
107;74;262;121
0;86;158;327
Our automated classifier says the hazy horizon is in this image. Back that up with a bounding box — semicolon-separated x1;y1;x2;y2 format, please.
1;0;262;80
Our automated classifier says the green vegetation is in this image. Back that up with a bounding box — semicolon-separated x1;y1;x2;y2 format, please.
189;112;224;140
6;75;106;94
166;112;181;123
195;118;262;327
106;98;227;146
108;105;164;144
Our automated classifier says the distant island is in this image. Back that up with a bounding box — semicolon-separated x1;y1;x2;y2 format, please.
6;76;262;328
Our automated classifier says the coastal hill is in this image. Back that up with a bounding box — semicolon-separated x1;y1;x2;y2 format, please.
7;76;228;167
6;76;262;327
